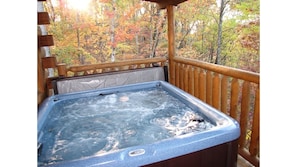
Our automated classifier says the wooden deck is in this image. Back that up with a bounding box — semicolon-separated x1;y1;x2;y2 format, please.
237;155;255;167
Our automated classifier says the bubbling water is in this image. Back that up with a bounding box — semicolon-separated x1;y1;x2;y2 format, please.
38;88;215;165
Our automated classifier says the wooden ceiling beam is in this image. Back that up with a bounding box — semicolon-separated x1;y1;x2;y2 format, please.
143;0;187;9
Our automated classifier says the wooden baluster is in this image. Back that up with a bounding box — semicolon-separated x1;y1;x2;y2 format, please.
175;63;180;88
249;85;259;157
193;67;199;98
230;78;239;119
239;81;251;148
199;70;206;102
206;71;212;106
221;76;228;114
179;64;184;90
212;73;220;110
170;61;176;85
194;68;199;98
184;65;189;93
188;66;194;95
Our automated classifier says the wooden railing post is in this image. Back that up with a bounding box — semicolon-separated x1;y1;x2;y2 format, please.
57;63;67;77
167;5;175;84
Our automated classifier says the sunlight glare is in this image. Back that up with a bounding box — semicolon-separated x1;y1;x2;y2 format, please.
67;0;91;11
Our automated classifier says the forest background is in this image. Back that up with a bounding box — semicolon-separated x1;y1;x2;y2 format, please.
43;0;259;73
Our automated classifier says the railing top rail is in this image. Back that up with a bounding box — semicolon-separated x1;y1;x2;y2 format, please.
173;56;259;84
67;57;167;73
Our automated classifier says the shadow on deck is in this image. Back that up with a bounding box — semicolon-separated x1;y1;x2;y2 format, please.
238;155;255;167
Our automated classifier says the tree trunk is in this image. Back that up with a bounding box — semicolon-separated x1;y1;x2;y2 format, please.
151;9;166;58
110;0;116;62
215;0;226;65
177;21;195;50
149;4;154;58
76;12;85;65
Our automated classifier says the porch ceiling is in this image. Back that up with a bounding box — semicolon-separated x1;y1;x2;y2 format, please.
143;0;187;9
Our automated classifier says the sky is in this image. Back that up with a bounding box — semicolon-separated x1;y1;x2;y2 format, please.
1;0;297;166
58;0;92;11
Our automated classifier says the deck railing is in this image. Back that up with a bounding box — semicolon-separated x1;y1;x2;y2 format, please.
56;57;167;77
171;56;259;167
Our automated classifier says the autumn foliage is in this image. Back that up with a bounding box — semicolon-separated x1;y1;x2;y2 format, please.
44;0;259;72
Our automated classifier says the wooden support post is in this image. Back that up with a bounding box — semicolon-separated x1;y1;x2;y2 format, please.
167;5;175;84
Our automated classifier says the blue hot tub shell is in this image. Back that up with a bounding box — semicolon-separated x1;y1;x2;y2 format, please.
38;81;240;167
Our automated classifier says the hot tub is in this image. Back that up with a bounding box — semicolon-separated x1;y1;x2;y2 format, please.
38;81;240;167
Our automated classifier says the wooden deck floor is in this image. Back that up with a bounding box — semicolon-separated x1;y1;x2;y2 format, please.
237;155;255;167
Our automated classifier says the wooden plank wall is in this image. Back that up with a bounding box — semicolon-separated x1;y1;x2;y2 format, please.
38;0;56;105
